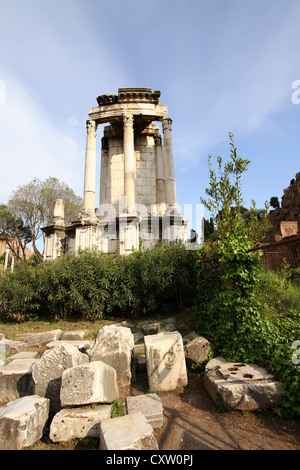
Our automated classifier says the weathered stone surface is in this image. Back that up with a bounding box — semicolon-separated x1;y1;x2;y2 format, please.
126;393;163;428
26;329;63;348
204;358;282;411
0;358;37;404
100;412;159;450
183;331;199;344
31;343;89;414
184;336;211;364
88;325;134;387
144;331;187;392
162;322;176;332
61;330;88;341
114;321;136;333
137;354;146;371
49;404;112;442
15;333;33;341
45;339;93;352
0;340;4;367
134;331;144;343
1;339;27;354
0;395;50;450
60;361;119;407
134;343;145;355
141;322;161;335
6;351;38;363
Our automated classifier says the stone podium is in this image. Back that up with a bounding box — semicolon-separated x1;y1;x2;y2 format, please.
43;88;187;259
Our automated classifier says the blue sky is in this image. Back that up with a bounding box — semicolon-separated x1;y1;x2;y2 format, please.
0;0;300;235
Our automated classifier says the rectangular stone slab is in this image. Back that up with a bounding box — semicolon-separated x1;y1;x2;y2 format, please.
126;393;163;428
49;404;112;442
99;412;159;450
144;331;187;392
0;395;49;450
60;361;119;406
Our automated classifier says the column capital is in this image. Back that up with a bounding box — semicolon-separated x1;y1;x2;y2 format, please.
154;134;162;146
123;113;134;128
162;117;173;132
86;119;97;136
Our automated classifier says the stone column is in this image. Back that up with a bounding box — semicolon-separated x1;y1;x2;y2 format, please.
83;119;97;217
123;113;136;211
99;137;109;205
162;117;177;207
154;134;166;215
4;247;9;271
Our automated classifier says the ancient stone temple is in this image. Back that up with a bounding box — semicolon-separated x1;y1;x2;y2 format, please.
43;88;187;259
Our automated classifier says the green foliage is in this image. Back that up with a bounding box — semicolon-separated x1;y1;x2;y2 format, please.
200;132;270;245
111;399;125;418
0;203;32;261
7;177;82;260
196;133;300;418
0;243;196;322
270;196;280;209
0;263;40;322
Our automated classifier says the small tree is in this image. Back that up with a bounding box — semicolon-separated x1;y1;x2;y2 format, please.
0;204;32;261
8;177;82;261
197;132;270;355
200;132;270;245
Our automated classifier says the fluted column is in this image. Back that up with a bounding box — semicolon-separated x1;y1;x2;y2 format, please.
123;113;136;211
99;137;109;205
154;134;166;215
162;117;177;207
83;119;97;216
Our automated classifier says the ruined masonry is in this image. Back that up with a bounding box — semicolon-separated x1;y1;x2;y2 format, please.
43;88;188;259
0;324;282;450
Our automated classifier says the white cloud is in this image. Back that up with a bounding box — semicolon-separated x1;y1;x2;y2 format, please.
0;74;83;203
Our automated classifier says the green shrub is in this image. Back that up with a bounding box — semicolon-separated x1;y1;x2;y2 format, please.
0;262;41;322
0;243;197;322
195;254;300;418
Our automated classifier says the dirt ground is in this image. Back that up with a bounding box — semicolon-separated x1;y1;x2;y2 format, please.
126;370;300;451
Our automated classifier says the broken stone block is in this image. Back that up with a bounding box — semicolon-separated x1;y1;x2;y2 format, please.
49;404;112;442
0;395;50;450
61;330;89;341
126;393;163;428
6;351;38;363
141;322;161;335
45;339;93;353
144;331;187;392
184;336;211;365
25;329;63;348
137;354;146;371
0;341;4;367
31;343;89;414
114;321;136;333
99;412;159;450
1;339;27;354
204;358;282;411
182;331;199;345
162;322;176;332
134;331;144;343
0;358;37;404
60;361;119;407
89;325;134;387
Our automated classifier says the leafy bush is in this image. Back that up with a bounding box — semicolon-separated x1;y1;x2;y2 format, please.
0;243;197;322
0;262;41;322
196;133;300;418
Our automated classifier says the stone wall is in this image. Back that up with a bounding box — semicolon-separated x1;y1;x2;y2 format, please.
265;172;300;243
